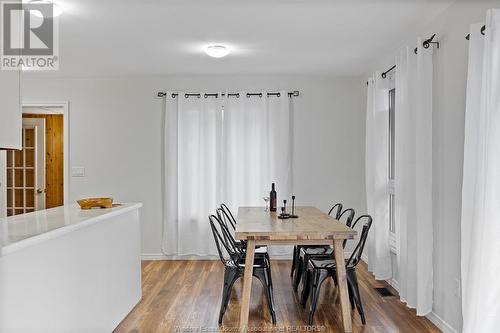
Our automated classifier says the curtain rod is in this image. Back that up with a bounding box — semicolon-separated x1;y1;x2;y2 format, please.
465;25;486;40
414;33;439;54
381;65;396;79
365;33;439;85
157;91;300;98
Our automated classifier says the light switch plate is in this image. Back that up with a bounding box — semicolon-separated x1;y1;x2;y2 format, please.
72;166;85;177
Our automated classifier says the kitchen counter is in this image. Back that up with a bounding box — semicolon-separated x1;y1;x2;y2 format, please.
0;203;142;333
1;203;142;255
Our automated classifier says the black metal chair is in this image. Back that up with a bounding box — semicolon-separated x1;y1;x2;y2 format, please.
220;203;237;230
216;206;270;260
292;208;355;291
300;215;372;325
209;214;277;325
290;203;344;279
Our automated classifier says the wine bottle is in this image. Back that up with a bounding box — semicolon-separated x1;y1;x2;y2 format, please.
270;183;277;212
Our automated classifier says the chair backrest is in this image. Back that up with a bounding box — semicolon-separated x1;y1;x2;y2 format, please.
346;215;373;268
338;208;355;227
220;203;237;230
209;215;241;265
337;208;355;248
328;203;343;219
216;208;241;252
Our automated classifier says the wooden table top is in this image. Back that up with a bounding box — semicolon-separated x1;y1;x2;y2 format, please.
235;206;357;241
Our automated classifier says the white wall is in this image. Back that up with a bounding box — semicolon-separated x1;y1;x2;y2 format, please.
365;0;500;331
20;75;366;256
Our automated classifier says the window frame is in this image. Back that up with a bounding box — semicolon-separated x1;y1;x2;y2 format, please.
388;88;397;253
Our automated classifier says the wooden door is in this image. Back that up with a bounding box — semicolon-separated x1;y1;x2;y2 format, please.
22;113;64;209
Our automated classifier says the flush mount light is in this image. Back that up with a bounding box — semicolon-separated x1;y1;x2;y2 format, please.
204;45;230;58
29;1;63;17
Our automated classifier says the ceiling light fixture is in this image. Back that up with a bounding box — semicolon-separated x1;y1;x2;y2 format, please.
204;45;230;58
29;1;63;17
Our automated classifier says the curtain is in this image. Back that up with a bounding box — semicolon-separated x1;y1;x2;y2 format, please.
394;40;433;315
365;73;392;280
461;10;500;333
163;91;293;257
223;92;293;256
222;93;292;213
163;93;222;256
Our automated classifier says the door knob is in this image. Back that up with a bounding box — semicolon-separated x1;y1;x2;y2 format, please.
37;188;44;194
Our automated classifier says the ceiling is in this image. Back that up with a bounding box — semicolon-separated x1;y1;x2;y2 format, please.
26;0;455;78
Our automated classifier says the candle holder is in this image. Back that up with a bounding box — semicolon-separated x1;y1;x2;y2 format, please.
289;195;298;218
278;200;290;219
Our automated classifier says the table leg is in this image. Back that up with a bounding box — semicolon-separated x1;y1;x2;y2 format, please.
239;239;256;332
333;239;352;332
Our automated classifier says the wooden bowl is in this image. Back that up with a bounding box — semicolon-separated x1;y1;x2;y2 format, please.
77;197;113;210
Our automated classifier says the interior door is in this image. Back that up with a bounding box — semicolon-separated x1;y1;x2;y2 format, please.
6;118;46;216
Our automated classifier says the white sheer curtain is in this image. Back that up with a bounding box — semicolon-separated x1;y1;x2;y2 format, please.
222;92;292;211
394;40;433;315
163;91;293;257
222;92;293;256
461;10;500;333
365;73;392;280
163;93;222;256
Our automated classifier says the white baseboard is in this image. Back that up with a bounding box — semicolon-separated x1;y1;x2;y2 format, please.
361;253;369;264
141;253;294;260
141;253;218;260
142;251;354;261
426;311;458;333
387;278;399;292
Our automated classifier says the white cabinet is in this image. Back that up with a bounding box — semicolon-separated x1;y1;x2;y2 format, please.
0;70;21;150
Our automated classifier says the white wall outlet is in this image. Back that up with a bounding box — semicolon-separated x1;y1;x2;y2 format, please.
71;166;85;177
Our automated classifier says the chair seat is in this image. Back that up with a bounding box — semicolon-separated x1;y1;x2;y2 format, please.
299;246;333;257
308;258;352;270
256;246;268;253
236;241;268;253
228;256;269;269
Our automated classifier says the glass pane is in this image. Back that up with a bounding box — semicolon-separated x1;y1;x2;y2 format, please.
6;151;13;167
14;189;23;207
14;169;24;187
7;209;13;217
25;209;34;213
389;194;396;233
6;168;13;187
25;169;35;188
7;189;13;207
25;189;35;208
24;128;35;148
15;209;25;215
25;149;35;168
14;150;23;167
388;89;396;180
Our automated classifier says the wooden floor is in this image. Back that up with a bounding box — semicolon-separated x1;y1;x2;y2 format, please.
114;260;440;333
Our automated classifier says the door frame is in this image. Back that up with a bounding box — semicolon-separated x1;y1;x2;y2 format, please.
21;102;70;206
22;117;47;211
0;102;69;217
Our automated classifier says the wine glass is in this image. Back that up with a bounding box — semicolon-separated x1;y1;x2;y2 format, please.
263;196;270;211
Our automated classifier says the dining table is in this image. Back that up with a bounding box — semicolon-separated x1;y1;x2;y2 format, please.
235;206;357;332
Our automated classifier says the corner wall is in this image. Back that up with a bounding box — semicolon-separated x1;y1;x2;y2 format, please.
364;1;500;331
20;75;367;256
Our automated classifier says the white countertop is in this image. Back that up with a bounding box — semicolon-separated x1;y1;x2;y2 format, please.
0;203;142;255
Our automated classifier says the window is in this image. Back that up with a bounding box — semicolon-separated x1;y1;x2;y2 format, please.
388;88;396;234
